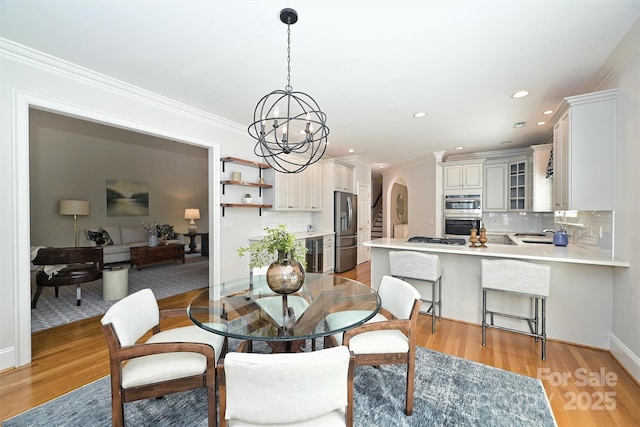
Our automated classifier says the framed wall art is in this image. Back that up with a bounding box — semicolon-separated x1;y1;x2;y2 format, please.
106;179;149;216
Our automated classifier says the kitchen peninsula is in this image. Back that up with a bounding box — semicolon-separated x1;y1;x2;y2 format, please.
365;238;629;349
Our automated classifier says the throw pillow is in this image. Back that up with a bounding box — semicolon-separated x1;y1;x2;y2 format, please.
157;224;177;241
87;228;113;246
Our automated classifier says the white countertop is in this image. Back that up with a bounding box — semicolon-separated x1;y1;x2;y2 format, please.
364;238;629;267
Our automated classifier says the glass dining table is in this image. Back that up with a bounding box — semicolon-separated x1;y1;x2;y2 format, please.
187;273;381;352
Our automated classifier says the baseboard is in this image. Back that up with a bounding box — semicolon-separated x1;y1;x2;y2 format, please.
0;346;15;371
609;333;640;385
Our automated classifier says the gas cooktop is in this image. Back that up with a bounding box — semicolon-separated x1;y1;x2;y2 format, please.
407;236;466;245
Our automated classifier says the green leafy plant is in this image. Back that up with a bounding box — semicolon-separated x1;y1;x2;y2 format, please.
237;225;307;269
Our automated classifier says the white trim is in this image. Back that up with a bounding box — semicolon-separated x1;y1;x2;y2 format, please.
609;333;640;384
0;38;244;135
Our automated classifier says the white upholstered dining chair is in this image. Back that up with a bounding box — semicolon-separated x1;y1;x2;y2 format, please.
100;288;226;427
217;346;355;426
324;275;421;415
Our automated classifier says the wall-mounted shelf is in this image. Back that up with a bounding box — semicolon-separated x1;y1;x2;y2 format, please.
220;157;272;215
221;203;272;217
220;180;272;195
221;156;271;172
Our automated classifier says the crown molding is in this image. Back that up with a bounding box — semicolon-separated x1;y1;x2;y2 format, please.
0;37;246;135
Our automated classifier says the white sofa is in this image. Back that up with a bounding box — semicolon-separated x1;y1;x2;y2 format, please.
79;226;185;264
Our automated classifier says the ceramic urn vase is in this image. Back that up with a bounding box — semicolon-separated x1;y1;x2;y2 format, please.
266;250;305;294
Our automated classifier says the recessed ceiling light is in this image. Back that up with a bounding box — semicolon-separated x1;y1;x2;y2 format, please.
413;112;427;118
511;90;530;98
347;149;354;153
543;110;554;115
378;165;385;169
537;121;546;126
513;121;526;128
455;146;464;150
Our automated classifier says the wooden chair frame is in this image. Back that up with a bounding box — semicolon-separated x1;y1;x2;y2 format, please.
101;307;224;427
327;298;421;416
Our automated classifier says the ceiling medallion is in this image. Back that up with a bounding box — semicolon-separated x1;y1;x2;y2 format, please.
248;8;330;174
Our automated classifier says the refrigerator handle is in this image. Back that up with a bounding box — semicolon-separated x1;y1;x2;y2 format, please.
346;195;353;229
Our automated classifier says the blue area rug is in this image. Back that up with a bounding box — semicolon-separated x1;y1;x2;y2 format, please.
31;258;208;332
3;346;556;426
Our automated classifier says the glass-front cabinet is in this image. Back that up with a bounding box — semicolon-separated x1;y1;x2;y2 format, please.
509;160;526;211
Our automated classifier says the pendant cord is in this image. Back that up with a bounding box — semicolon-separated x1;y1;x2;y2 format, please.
286;20;292;92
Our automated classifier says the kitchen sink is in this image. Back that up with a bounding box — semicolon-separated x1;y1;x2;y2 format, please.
521;240;553;244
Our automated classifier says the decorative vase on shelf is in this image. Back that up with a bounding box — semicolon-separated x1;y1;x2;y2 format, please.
243;194;252;204
266;250;305;295
148;235;158;247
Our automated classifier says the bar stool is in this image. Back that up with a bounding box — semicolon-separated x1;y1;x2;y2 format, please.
481;259;551;360
389;250;442;334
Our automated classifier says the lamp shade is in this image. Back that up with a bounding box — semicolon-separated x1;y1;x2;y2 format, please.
184;208;200;220
59;200;90;216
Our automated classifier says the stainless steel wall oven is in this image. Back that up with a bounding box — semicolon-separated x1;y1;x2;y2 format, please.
444;217;481;236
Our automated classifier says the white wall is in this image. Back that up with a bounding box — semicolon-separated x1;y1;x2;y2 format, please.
600;20;640;380
382;155;439;238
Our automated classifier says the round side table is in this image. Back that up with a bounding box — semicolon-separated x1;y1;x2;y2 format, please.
103;266;129;301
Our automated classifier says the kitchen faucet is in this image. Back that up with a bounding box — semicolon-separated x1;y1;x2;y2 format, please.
542;229;555;234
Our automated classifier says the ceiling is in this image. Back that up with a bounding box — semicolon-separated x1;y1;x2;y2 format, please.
1;1;638;169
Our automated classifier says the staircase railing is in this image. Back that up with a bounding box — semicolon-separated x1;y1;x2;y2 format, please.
371;191;383;233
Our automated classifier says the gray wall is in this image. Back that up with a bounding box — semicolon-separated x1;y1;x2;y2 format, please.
29;109;208;247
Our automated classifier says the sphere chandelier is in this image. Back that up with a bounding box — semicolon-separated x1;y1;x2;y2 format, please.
248;8;329;174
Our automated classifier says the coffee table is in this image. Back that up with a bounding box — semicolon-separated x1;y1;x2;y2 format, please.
130;243;185;270
187;273;380;352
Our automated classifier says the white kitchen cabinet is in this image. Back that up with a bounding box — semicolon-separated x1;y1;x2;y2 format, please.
527;144;553;212
483;161;508;212
301;163;323;211
508;158;526;211
323;234;335;273
266;161;325;211
334;163;354;192
443;160;484;190
551;89;617;211
268;170;301;211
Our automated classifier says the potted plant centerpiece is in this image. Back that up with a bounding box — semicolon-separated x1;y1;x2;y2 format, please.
238;225;307;294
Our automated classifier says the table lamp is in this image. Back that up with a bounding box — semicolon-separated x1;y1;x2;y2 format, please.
60;199;90;247
184;208;200;234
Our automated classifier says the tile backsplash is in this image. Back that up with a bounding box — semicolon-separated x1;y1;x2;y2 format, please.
482;212;556;234
260;211;313;234
483;210;613;254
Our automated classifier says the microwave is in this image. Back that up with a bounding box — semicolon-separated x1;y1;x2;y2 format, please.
443;194;482;217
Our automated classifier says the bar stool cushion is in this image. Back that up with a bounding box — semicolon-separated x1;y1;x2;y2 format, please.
481;259;550;297
389;251;442;282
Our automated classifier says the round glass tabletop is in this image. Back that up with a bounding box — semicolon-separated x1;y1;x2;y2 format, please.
188;273;380;343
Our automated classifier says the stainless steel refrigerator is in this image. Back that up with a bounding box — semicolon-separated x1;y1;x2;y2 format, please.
334;191;358;273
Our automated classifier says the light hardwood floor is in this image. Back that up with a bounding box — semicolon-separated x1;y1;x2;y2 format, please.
1;262;639;426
